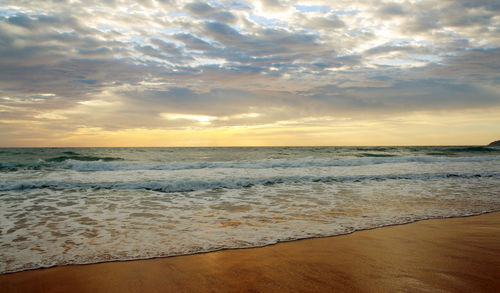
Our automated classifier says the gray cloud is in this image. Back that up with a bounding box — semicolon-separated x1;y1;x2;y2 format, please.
184;2;236;23
305;15;345;29
377;3;406;16
293;79;499;122
185;2;216;16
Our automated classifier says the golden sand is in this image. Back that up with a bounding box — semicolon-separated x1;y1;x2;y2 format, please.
1;212;499;292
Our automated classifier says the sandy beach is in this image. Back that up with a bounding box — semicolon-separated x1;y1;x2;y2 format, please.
1;212;499;293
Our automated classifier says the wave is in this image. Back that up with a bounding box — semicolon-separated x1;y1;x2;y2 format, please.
62;151;81;155
446;146;499;153
424;146;500;155
359;153;396;157
1;172;498;192
354;147;398;151
45;155;124;162
2;155;500;172
0;162;45;172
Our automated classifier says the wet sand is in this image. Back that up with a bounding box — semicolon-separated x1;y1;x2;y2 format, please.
1;212;499;293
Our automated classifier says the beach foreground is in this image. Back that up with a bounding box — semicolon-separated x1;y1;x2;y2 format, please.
1;212;499;293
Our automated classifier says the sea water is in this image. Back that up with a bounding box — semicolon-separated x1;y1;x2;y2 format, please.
1;146;499;273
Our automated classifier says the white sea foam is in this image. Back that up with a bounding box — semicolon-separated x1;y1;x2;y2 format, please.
1;178;499;274
0;172;498;192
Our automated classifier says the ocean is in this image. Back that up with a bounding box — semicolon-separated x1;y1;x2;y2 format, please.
1;146;499;274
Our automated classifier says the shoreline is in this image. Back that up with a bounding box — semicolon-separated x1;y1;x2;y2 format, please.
1;210;499;276
1;211;500;292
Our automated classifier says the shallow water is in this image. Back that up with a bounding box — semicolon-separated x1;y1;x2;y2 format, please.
1;146;500;273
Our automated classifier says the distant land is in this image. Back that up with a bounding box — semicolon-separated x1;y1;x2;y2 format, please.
488;140;500;146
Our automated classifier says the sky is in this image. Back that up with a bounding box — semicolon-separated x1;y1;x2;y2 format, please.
0;0;499;147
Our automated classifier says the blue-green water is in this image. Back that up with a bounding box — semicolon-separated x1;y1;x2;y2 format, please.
1;146;499;273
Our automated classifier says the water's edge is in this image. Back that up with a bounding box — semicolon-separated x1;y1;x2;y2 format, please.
3;209;498;276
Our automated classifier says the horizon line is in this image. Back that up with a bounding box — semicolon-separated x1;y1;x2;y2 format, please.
0;144;495;148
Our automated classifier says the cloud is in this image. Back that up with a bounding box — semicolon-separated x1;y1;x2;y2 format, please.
377;3;406;16
302;14;345;29
185;2;216;16
312;79;499;113
184;2;236;23
0;0;499;145
204;21;242;40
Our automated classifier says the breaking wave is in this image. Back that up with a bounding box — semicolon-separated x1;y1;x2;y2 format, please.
1;172;498;192
2;155;500;172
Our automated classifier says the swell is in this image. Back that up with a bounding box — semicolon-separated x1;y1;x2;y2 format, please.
1;171;498;192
